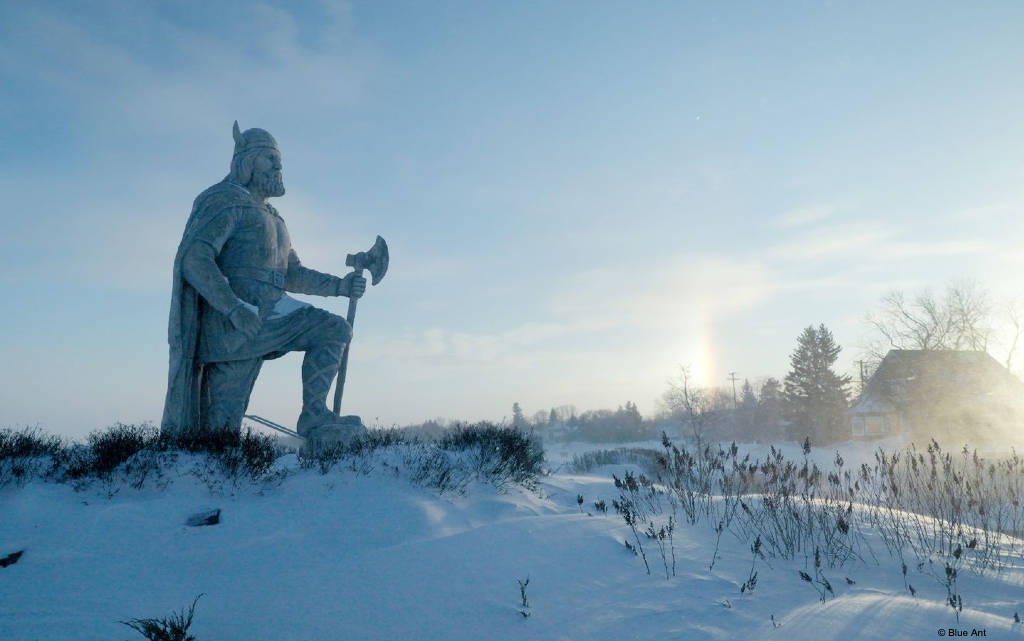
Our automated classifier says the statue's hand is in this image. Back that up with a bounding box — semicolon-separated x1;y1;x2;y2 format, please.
228;303;263;341
343;273;367;299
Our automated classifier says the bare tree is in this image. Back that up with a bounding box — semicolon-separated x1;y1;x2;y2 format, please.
862;277;993;363
947;278;992;351
999;296;1024;371
551;405;577;424
660;366;731;445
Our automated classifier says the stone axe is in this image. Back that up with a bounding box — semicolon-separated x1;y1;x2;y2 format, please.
333;235;389;414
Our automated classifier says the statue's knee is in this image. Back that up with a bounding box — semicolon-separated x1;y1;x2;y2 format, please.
327;314;353;343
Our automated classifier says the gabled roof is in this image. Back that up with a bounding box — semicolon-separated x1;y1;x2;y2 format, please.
871;349;1009;382
851;349;1024;414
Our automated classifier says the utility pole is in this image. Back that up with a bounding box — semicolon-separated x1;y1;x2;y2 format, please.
727;372;740;408
854;360;867;393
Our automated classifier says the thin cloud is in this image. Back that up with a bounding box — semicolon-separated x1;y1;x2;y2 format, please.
362;255;777;377
946;200;1023;224
774;203;844;227
1;2;375;139
766;222;989;263
360;325;570;373
548;256;776;330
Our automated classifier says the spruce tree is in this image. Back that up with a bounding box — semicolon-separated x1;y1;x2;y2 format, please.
783;324;851;444
512;402;525;428
616;401;643;439
757;377;785;441
734;379;758;441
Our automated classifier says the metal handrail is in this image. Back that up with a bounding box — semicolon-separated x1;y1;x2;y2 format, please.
244;414;306;441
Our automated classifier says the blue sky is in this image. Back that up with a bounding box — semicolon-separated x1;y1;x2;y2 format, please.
3;1;1024;438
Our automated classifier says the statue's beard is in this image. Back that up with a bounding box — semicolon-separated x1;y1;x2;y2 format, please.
254;168;285;198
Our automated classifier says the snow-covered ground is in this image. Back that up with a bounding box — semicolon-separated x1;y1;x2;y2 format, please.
2;439;1024;640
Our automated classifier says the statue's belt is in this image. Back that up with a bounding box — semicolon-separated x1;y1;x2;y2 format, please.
220;266;286;288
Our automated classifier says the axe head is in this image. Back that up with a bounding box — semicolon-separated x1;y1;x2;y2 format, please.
346;235;389;286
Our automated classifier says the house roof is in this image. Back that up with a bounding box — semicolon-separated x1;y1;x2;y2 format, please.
850;349;1024;414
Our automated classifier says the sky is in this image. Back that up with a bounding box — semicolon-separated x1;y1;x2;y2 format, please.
3;1;1024;439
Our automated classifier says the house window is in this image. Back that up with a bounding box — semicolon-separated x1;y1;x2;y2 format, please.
866;416;886;435
852;416;865;436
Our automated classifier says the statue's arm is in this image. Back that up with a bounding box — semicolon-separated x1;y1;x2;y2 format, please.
180;211;251;316
285;249;351;297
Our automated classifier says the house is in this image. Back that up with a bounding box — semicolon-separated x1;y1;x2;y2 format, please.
848;350;1024;444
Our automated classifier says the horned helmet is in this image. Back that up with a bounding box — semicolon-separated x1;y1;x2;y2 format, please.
232;120;278;158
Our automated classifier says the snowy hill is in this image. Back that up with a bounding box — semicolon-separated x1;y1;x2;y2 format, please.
2;431;1024;640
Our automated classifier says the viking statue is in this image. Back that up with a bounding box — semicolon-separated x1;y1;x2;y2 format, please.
161;122;367;442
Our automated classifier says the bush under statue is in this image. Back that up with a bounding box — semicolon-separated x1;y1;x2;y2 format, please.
161;122;388;444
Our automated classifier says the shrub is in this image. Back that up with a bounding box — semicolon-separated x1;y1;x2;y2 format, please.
171;427;285;494
2;423;545;497
120;594;202;641
56;423;169;495
568;448;661;475
298;440;347;475
297;424;545;494
79;423;160;478
165;423;282;479
0;426;66;488
438;422;545;488
47;424;283;495
166;426;279;478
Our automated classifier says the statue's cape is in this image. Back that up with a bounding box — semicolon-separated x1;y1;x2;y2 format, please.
161;180;254;434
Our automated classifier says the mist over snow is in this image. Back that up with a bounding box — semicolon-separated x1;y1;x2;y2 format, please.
3;427;1024;639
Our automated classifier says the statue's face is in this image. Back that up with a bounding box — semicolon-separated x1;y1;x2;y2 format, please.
252;146;285;198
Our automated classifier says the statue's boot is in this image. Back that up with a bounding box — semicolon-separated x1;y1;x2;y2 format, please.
298;411;365;444
296;341;366;444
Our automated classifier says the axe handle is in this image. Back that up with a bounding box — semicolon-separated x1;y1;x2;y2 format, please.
332;271;362;415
